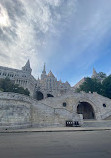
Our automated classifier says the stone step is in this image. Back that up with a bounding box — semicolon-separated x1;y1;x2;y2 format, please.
82;120;111;127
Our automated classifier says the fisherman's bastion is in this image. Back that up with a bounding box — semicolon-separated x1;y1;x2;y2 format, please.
0;60;111;129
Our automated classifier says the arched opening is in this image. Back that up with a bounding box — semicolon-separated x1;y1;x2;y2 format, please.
47;94;54;98
77;102;95;119
36;91;44;100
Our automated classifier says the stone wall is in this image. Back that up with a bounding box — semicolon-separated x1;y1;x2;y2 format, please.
0;91;111;129
0;92;75;128
0;92;32;129
39;91;111;121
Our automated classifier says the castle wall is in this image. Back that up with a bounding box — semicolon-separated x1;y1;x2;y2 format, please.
0;91;111;129
0;92;74;129
39;91;111;120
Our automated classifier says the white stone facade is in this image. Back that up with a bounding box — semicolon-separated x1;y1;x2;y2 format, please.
0;62;111;129
0;60;71;100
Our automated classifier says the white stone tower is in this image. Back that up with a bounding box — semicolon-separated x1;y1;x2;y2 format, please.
22;60;32;74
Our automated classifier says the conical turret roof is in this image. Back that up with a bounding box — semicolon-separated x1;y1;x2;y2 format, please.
25;59;30;67
22;59;32;74
92;68;98;78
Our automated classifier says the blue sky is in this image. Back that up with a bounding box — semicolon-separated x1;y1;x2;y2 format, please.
0;0;111;86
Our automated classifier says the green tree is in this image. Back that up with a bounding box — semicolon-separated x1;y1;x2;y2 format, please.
0;78;30;96
0;78;14;92
76;74;111;99
102;75;111;99
98;72;107;79
77;77;102;94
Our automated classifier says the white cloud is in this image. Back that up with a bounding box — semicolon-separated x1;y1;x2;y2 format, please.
0;0;111;83
0;3;11;28
0;0;77;78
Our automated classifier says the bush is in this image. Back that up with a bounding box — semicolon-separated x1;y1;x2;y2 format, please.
0;78;30;96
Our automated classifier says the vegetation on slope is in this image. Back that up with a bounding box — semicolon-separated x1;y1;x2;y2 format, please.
76;73;111;99
0;78;30;96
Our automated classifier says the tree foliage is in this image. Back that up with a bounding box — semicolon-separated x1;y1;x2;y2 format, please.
0;78;30;96
102;75;111;99
98;72;107;79
76;75;111;99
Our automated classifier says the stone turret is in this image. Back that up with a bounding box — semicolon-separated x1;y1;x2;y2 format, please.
22;60;32;74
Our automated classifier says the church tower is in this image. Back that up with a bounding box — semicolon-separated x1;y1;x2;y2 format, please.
22;60;32;74
41;63;47;80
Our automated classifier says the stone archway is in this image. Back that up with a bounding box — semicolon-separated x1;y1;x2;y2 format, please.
77;102;95;119
36;91;44;101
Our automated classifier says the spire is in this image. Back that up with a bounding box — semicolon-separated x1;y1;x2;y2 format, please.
42;63;46;74
43;63;45;72
93;68;97;75
41;63;46;80
25;59;30;67
92;67;97;78
22;59;32;74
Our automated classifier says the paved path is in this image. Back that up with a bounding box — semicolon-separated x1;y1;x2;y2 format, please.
0;130;111;158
